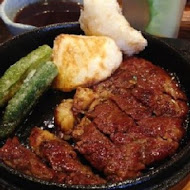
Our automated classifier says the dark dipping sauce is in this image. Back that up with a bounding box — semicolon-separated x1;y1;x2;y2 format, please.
14;1;82;27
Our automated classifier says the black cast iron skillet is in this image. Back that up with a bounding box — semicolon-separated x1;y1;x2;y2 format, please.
0;23;190;190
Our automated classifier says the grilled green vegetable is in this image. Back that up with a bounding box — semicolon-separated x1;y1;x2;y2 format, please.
0;61;58;139
0;45;52;107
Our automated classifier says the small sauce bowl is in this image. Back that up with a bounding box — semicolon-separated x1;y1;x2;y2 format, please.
0;0;82;35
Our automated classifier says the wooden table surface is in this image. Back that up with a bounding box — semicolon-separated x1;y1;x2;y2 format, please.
0;1;190;190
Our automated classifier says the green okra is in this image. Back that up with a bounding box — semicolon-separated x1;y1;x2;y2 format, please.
0;61;58;139
0;45;52;107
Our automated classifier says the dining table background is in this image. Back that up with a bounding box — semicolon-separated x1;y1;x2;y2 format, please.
0;0;190;190
0;0;190;43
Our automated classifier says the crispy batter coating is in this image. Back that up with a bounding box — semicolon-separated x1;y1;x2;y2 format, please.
54;99;75;139
52;34;122;91
73;87;98;115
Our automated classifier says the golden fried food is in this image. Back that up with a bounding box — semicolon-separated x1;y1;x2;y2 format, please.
73;87;98;115
52;34;122;92
54;99;75;139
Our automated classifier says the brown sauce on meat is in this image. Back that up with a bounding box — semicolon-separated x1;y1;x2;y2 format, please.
0;57;188;185
14;1;82;27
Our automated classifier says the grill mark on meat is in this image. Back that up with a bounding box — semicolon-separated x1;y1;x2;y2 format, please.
111;89;152;121
0;137;66;183
91;57;188;125
131;87;188;118
29;127;105;185
1;57;187;185
73;122;145;182
136;117;185;141
39;140;106;185
87;99;135;135
70;57;188;183
119;57;187;101
111;132;179;165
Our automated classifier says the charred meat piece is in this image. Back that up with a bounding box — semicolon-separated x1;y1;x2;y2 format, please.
111;89;152;120
73;122;117;172
29;126;58;156
112;132;179;165
111;69;138;89
153;94;188;118
131;87;157;108
94;57;187;103
119;57;187;100
87;100;135;135
141;137;179;165
132;87;188;118
0;137;65;183
93;76;114;99
132;117;184;141
40;140;105;185
30;127;105;185
93;57;188;119
73;122;145;182
53;56;187;184
93;67;137;95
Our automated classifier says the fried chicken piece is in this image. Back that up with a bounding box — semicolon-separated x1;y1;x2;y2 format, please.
72;87;98;115
79;0;147;56
29;127;105;185
54;99;75;140
0;137;65;183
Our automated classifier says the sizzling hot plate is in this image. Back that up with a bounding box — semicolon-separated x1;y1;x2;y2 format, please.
0;23;190;190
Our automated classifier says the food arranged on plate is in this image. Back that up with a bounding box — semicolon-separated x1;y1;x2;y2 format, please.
0;45;58;139
0;0;189;186
55;57;187;182
0;45;52;107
